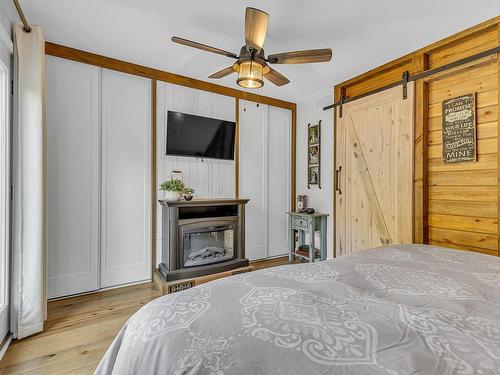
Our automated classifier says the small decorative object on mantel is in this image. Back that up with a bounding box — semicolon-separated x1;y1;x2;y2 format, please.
442;93;476;163
307;121;321;188
182;187;195;201
296;195;307;212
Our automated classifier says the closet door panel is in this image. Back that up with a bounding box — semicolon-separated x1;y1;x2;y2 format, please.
267;107;291;257
101;69;151;288
239;101;268;260
46;57;100;298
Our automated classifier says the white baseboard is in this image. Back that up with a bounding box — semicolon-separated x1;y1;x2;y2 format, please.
0;333;12;360
48;279;153;302
99;278;152;292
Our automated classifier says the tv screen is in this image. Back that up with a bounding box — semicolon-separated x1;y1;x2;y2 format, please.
166;111;236;160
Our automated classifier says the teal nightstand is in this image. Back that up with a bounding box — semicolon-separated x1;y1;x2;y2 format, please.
287;212;328;262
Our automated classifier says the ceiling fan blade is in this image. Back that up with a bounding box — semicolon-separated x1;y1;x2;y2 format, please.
245;7;269;53
171;36;238;58
208;66;236;79
268;49;332;64
264;67;290;86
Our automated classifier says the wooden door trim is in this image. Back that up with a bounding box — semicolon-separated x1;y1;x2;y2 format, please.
235;98;240;198
345;114;392;245
151;80;157;275
291;107;297;211
497;23;500;256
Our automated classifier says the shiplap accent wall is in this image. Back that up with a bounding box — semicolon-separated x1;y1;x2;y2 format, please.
155;82;236;265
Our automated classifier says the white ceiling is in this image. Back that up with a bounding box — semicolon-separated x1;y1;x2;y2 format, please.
4;0;500;102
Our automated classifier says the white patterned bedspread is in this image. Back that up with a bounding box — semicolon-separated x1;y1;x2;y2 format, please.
95;244;500;375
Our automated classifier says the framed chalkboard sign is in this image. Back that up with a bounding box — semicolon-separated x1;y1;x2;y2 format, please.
442;93;476;163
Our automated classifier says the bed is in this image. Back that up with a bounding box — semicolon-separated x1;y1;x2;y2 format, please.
95;244;500;374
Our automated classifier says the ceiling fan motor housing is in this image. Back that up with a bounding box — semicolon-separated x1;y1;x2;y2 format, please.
232;46;270;74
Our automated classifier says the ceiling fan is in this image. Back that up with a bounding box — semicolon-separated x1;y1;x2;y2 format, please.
171;7;332;89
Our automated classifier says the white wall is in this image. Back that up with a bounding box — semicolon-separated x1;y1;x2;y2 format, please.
296;91;334;259
0;3;12;39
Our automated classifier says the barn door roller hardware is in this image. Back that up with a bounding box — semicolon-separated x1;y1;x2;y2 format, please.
402;71;410;100
12;0;31;33
338;94;346;118
323;45;500;111
335;166;342;195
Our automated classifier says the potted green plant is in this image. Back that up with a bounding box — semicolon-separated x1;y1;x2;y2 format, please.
182;187;195;201
160;178;185;202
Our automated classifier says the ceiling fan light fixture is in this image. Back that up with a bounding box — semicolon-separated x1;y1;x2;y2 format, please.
173;7;332;89
236;60;264;89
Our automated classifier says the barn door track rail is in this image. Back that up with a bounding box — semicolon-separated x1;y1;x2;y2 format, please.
324;45;500;114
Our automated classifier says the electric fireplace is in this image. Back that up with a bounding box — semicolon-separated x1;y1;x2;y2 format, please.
158;199;249;281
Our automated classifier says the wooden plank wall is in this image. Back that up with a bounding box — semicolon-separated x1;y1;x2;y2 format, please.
334;16;500;256
426;26;498;255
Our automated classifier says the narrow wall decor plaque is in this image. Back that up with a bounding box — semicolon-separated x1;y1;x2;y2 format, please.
307;120;321;188
442;93;476;163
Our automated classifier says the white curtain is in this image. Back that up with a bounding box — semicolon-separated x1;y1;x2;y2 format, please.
11;23;46;339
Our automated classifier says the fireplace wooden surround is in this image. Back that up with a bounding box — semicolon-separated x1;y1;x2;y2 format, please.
158;198;250;281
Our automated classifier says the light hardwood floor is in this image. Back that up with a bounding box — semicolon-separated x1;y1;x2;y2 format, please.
0;257;290;374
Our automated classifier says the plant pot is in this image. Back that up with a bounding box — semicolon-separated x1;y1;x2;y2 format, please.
183;193;193;201
163;190;180;202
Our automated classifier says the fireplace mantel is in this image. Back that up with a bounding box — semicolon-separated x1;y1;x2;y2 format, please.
159;198;250;207
158;198;249;281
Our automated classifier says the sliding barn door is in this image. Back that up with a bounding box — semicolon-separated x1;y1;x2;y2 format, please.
335;83;414;256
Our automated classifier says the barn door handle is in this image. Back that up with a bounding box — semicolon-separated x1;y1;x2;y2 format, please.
335;166;342;195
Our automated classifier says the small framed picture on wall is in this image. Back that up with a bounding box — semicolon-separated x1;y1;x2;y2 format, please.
308;145;319;164
308;125;319;145
308;166;319;185
307;121;321;188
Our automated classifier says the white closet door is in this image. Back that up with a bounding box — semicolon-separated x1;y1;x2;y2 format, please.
46;56;100;298
101;69;151;288
239;100;268;260
267;106;291;257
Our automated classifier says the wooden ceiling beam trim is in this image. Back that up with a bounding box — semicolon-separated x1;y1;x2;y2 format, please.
45;42;296;111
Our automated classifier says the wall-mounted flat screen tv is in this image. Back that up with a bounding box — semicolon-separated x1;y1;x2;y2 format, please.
166;111;236;160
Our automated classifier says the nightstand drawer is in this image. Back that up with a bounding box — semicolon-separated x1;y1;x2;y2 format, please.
292;216;310;229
